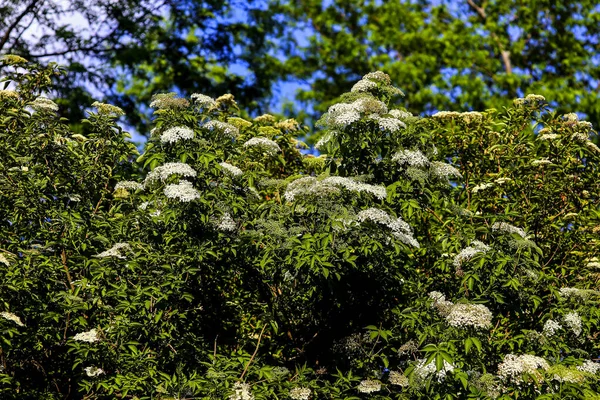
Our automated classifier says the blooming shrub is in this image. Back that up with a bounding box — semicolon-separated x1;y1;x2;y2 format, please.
1;57;599;399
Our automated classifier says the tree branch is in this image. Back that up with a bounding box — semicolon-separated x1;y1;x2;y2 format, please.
0;0;41;53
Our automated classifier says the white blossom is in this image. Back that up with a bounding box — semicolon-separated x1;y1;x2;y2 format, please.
543;319;562;337
243;137;281;155
445;303;493;329
497;354;549;382
322;176;387;199
191;93;216;108
0;254;9;266
472;182;494;193
577;360;600;374
0;311;24;326
73;328;100;343
351;79;378;92
283;176;387;202
228;382;254;400
204;120;239;138
289;387;311;400
539;133;560;140
563;312;582;336
392;149;428;167
219;162;243;176
315;132;335;150
357;379;381;393
413;358;454;381
432;111;460;119
144;162;197;184
84;366;104;377
160;126;194;143
357;208;419;248
492;222;527;238
216;213;236;232
363;71;391;84
388;371;409;386
558;287;595;300
31;96;59;112
389;109;413;120
378;117;406;132
164;180;200;202
531;158;552;166
94;243;132;259
114;181;144;191
320;97;387;129
430;161;462;179
453;240;490;267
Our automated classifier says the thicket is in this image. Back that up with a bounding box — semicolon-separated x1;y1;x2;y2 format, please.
1;56;600;399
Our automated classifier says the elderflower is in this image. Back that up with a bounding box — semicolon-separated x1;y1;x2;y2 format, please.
460;111;483;124
388;371;409;386
542;319;562;337
243;137;281;155
91;101;124;116
377;117;406;132
453;240;490;267
357;379;381;393
150;92;189;109
357;208;419;247
114;181;144;191
430;161;462;180
289;387;311;400
0;90;19;100
219;162;243;177
578;360;600;374
413;358;454;381
351;79;378;92
164;180;200;202
94;243;132;259
497;354;549;382
0;254;9;266
539;133;560;140
73;328;100;343
228;382;254;400
254;114;276;123
432;111;460;119
445;303;493;329
204;120;239;139
563;312;582;336
275;118;300;131
471;182;494;193
492;222;527;238
31;96;59;112
190;93;216;108
216;213;236;232
389;109;413;120
0;312;25;326
160;126;194;143
315;132;335;150
392;149;428;167
363;71;391;84
531;158;552;166
558;287;595;300
144;162;197;184
322;177;387;199
84;366;104;377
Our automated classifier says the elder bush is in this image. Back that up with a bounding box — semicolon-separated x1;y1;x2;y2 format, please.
1;57;599;399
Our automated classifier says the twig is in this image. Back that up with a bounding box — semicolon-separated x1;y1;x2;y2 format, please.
240;325;267;380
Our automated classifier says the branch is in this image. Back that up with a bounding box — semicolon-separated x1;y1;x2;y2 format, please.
240;324;267;380
0;0;41;53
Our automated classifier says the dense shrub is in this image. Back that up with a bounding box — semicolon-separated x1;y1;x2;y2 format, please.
1;57;599;399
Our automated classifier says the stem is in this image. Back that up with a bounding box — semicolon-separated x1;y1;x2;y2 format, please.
240;325;267;380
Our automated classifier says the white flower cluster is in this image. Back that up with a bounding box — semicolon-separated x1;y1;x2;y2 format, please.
283;176;386;202
94;243;133;259
542;319;562;337
497;354;549;382
0;254;9;266
160;126;194;144
357;379;381;393
1;311;25;326
453;240;490;267
413;358;454;382
73;328;100;343
31;96;59;112
578;360;600;374
114;181;144;191
551;366;585;384
389;109;413;120
388;371;409;386
377;117;406;132
219;162;243;177
492;222;527;238
92;101;124;116
228;382;254;400
315;131;335;150
289;387;311;400
531;158;552;166
84;366;104;377
445;303;493;329
204;120;239;139
430;161;462;180
164;180;200;202
558;287;595;300
472;182;494;193
243;137;281;155
216;213;236;232
351;79;378;93
321;97;388;129
587;258;600;269
563;311;582;336
392;149;429;167
191;93;216;108
357;208;419;247
145;162;197;184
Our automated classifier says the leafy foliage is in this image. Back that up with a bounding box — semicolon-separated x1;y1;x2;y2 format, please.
1;58;600;399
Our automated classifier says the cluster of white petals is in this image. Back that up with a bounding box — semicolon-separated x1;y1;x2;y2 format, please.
84;366;104;377
453;240;490;267
216;213;236;232
0;254;9;266
219;162;243;176
558;287;595;300
497;354;549;382
191;93;216;108
445;303;493;329
315;132;335;150
492;222;527;238
578;360;600;374
357;379;381;393
31;96;59;112
204;120;239;138
164;180;200;202
388;371;409;386
322;176;387;199
73;328;100;343
542;319;562;337
321;97;387;129
228;382;254;400
0;311;25;326
145;162;197;184
377;117;406;132
563;311;582;336
283;176;386;202
94;243;132;259
357;208;419;247
243;137;281;155
160;126;194;143
430;161;462;179
413;358;454;381
289;387;312;400
531;158;552;166
392;149;429;167
351;79;378;93
115;181;144;191
389;109;413;120
472;182;494;193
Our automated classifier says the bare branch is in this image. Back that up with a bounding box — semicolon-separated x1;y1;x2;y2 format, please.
0;0;41;53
